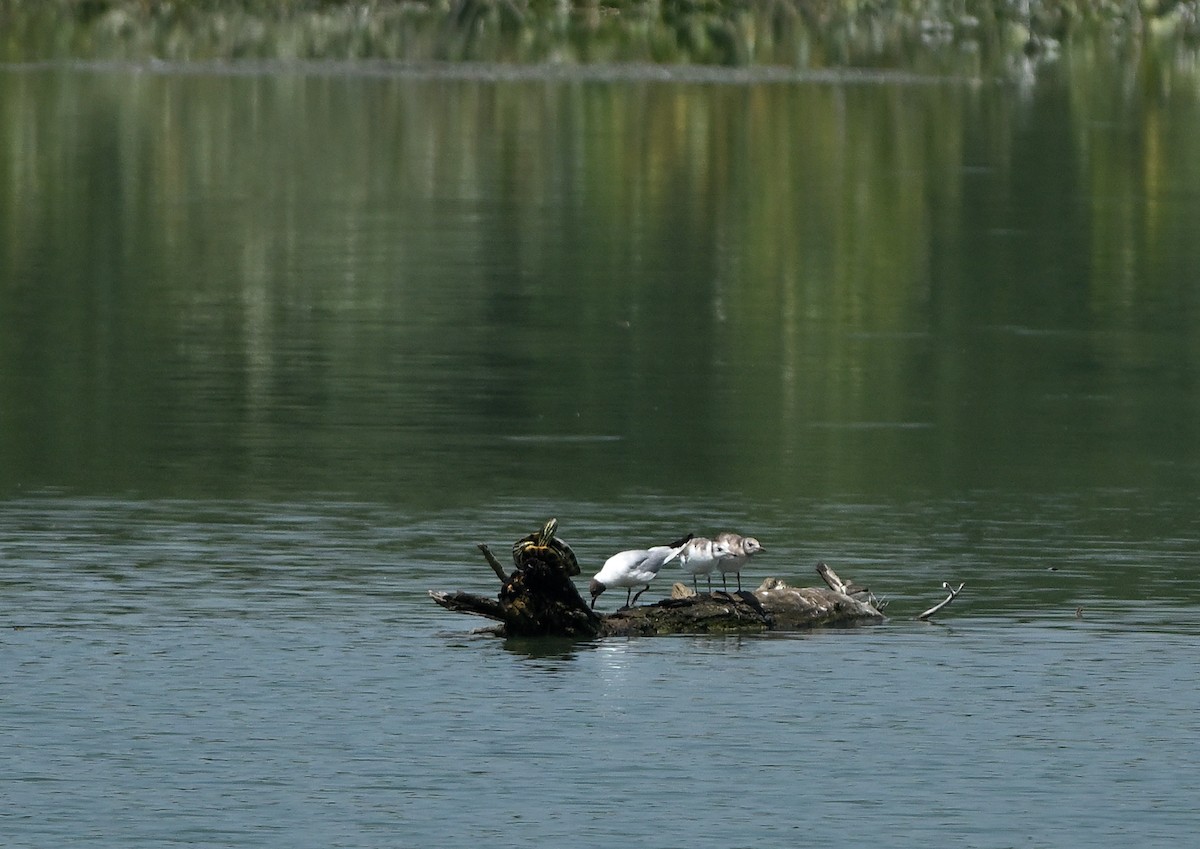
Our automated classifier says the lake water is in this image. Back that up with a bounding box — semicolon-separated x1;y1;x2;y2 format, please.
2;60;1199;847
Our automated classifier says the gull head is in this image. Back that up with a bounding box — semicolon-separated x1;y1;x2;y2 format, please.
713;540;736;560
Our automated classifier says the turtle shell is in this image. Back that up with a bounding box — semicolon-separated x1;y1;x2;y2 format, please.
512;517;581;576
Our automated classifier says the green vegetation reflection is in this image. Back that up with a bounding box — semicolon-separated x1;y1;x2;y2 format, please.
2;67;1198;500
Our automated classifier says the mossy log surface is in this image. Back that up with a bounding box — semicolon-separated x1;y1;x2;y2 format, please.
594;579;884;636
429;521;885;638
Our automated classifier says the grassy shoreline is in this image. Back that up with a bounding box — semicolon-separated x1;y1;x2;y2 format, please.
2;0;1198;76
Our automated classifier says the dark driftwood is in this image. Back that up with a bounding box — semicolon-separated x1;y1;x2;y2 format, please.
431;542;603;638
429;524;886;638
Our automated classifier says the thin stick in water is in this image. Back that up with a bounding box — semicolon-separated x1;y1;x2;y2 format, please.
918;581;965;620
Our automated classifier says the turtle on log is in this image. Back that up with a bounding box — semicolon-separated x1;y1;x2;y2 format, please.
511;517;580;576
466;517;600;638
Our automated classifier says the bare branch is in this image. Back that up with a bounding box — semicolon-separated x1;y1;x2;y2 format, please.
816;561;847;593
918;581;965;620
429;590;506;621
477;543;509;583
817;561;884;609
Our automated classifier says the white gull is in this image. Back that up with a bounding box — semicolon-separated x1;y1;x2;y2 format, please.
714;532;766;592
589;533;693;609
678;537;736;593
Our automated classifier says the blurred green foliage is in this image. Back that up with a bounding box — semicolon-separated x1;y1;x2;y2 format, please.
1;0;1198;73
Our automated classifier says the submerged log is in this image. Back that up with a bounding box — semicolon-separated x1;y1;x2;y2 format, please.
430;521;886;638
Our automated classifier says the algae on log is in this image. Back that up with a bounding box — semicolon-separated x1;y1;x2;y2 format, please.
596;578;884;636
429;521;886;638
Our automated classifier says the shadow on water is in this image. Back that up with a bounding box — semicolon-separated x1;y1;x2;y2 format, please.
501;635;599;661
